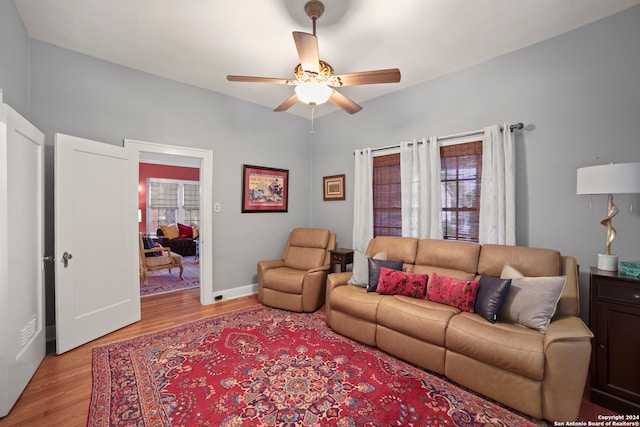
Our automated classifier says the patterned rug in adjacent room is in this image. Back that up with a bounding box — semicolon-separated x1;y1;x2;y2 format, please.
89;305;547;427
140;258;199;297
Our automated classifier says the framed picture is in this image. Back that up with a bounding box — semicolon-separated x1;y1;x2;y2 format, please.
323;174;345;201
242;164;289;213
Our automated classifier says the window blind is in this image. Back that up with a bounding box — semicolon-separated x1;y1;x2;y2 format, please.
440;141;482;242
149;182;178;209
183;183;200;209
373;154;401;237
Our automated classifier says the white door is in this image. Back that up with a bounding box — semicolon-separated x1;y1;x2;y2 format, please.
55;133;140;354
0;104;45;417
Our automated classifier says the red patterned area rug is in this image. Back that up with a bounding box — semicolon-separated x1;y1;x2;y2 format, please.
140;258;199;297
89;305;547;427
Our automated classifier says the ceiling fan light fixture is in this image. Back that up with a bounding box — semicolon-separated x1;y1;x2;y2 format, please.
295;82;332;105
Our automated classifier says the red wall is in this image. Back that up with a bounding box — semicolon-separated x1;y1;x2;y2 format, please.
139;163;200;233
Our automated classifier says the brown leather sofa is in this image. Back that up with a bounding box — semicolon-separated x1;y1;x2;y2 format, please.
325;236;593;422
258;228;336;312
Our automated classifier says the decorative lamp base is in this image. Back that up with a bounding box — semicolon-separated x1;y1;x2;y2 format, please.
597;253;619;271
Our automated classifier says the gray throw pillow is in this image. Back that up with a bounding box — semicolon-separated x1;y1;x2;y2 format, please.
474;275;511;323
348;250;386;287
500;264;566;332
367;258;403;292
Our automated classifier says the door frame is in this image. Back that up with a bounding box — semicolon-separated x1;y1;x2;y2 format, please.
125;139;214;305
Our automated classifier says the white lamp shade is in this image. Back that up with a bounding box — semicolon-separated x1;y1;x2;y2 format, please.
577;162;640;195
295;83;332;105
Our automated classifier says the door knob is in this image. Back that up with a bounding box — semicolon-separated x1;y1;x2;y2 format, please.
62;252;73;268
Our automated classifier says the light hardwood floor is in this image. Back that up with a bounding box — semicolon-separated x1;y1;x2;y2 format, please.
0;288;614;426
0;289;259;427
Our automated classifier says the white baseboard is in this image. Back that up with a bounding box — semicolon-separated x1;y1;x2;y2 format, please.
212;283;258;303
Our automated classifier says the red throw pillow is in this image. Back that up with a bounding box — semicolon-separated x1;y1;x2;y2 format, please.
376;267;429;299
177;223;193;239
427;272;480;312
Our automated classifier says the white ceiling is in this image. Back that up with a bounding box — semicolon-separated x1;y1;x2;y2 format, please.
15;0;640;118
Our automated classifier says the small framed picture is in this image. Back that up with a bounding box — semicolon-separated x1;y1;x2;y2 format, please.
323;174;345;201
242;164;289;213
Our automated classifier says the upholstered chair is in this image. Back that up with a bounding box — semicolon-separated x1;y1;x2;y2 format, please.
258;228;336;312
138;234;184;286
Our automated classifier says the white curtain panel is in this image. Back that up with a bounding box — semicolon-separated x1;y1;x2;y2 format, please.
352;147;374;252
479;124;516;245
400;138;442;239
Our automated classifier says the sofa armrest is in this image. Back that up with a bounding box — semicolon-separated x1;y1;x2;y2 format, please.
542;315;593;421
306;264;331;274
544;316;593;351
257;259;284;272
327;272;352;291
325;272;353;325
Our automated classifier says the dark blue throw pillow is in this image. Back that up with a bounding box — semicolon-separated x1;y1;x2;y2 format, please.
474;274;511;323
367;258;404;292
142;236;160;257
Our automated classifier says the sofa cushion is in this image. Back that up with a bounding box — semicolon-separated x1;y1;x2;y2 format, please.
377;296;459;347
142;236;159;257
348;250;386;287
145;252;183;268
177;223;193;238
289;228;330;249
376;268;428;298
331;285;384;323
474;275;511;323
367;258;403;292
426;273;480;312
412;265;477;281
160;223;179;239
366;236;419;268
415;239;481;275
263;267;306;294
283;247;326;271
478;244;561;278
500;264;566;332
447;312;545;381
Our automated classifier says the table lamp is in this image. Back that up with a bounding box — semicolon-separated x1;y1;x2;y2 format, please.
577;162;640;271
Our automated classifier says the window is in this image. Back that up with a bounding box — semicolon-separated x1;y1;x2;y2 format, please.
440;141;482;242
373;154;401;236
147;179;200;233
371;141;482;241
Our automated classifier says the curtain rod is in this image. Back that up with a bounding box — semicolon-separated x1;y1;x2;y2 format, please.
355;122;524;154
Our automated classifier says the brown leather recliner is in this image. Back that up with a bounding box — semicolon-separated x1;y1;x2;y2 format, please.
258;228;336;312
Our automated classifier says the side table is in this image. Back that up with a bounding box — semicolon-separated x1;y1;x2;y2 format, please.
589;267;640;414
330;248;354;273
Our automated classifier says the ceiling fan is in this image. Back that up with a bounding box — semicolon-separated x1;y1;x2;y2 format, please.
226;0;401;114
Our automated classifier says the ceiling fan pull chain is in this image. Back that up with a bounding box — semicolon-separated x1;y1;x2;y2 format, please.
310;104;315;134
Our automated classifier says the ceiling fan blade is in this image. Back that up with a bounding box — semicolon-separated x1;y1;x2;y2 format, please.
293;31;320;73
329;90;362;114
227;75;294;85
274;93;299;112
333;68;401;86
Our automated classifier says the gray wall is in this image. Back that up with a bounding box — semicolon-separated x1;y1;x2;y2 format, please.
28;40;313;300
0;0;30;116
311;5;640;320
3;0;640;327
